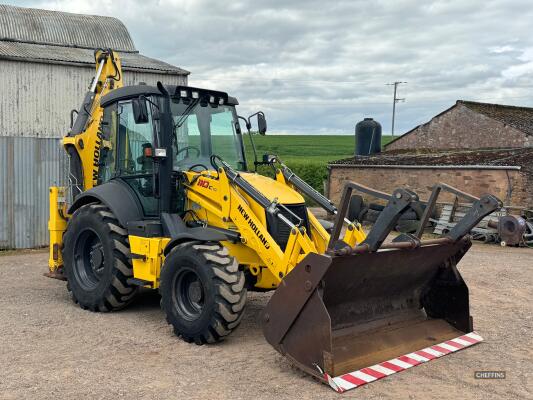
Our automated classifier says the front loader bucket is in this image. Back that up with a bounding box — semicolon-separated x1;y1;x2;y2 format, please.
263;181;500;392
262;238;482;391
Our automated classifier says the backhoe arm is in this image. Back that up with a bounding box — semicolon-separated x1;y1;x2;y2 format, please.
62;48;123;196
48;49;122;275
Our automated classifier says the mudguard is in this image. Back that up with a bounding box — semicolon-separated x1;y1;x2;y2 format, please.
68;179;144;227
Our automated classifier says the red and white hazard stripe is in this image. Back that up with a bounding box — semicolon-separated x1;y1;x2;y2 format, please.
323;331;483;393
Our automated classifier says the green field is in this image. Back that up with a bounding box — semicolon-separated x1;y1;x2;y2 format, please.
244;135;393;193
247;135;393;164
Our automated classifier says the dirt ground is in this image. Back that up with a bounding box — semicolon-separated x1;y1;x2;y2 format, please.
0;244;531;400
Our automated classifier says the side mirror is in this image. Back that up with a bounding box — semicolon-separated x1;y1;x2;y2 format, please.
257;112;267;135
132;96;149;124
262;154;277;164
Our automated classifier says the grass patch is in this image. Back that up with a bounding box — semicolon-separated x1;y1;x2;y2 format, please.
244;135;393;193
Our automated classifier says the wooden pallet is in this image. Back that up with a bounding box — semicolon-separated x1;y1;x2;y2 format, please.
433;198;505;236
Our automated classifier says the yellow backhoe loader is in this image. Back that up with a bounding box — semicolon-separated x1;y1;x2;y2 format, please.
48;49;501;392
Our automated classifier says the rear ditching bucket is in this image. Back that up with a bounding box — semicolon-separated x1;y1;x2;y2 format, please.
262;237;483;392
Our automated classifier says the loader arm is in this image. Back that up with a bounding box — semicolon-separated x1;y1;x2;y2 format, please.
183;166;335;288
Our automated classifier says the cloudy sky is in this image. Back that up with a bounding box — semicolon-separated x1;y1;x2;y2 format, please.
13;0;533;135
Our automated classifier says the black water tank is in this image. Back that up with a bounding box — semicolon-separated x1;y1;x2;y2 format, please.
355;118;382;156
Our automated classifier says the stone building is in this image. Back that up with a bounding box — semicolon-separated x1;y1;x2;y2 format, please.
328;148;533;208
385;101;533;152
328;100;533;209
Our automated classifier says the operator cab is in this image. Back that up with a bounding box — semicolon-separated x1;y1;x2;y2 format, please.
100;83;246;171
98;84;265;217
170;89;245;173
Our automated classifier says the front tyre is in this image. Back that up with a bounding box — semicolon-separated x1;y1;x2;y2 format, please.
62;204;138;312
160;242;247;344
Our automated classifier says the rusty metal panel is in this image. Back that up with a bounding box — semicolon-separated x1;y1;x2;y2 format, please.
0;60;187;139
0;137;66;249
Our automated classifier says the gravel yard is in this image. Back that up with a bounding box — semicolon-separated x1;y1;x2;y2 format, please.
0;244;531;400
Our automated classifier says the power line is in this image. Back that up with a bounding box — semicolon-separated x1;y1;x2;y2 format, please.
386;81;407;136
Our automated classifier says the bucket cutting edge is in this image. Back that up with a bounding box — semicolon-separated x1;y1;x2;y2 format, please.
323;331;483;393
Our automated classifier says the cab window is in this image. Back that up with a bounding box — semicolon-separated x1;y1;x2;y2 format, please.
115;100;157;216
117;101;154;175
98;103;118;184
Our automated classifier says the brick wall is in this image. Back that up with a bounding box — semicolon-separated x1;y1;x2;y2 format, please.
386;104;530;151
328;166;532;208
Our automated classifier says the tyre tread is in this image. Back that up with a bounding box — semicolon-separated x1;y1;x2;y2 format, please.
161;242;247;345
64;204;137;312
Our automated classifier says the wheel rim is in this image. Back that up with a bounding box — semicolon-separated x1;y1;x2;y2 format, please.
172;267;205;321
73;228;106;290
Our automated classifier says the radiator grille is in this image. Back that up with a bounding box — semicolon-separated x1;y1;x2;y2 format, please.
267;204;309;251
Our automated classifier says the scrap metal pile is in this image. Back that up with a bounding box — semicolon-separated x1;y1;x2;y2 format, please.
433;204;533;247
349;186;533;247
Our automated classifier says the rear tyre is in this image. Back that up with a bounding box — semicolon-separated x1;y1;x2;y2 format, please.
63;204;138;312
365;209;380;223
347;195;364;222
395;219;420;233
160;242;247;344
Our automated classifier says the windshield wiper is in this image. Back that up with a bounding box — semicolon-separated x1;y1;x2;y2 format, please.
174;99;200;129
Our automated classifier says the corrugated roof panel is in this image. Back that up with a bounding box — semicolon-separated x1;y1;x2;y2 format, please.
0;41;188;74
0;4;136;52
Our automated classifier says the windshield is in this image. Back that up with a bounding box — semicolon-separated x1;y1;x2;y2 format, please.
170;100;246;171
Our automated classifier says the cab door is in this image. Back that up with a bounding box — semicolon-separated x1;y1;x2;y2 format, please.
99;99;158;216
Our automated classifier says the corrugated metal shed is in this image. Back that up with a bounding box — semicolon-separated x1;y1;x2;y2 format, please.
0;5;189;248
0;4;189;75
0;60;188;139
0;137;67;249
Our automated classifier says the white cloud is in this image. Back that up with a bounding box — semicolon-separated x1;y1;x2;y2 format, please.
489;45;515;54
12;0;533;134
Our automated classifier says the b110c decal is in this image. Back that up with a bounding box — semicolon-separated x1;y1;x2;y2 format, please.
197;178;216;191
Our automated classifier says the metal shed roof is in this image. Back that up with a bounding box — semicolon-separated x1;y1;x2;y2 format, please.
0;5;188;75
0;40;188;74
0;4;135;51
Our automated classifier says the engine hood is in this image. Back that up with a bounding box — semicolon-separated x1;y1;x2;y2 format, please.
240;172;305;204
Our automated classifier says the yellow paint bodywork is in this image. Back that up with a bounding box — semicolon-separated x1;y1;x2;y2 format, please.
129;236;170;288
180;168;368;289
47;51;368;288
48;186;68;273
240;173;305;204
49;163;367;288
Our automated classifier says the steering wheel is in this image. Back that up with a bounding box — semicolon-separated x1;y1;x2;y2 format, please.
176;146;200;159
